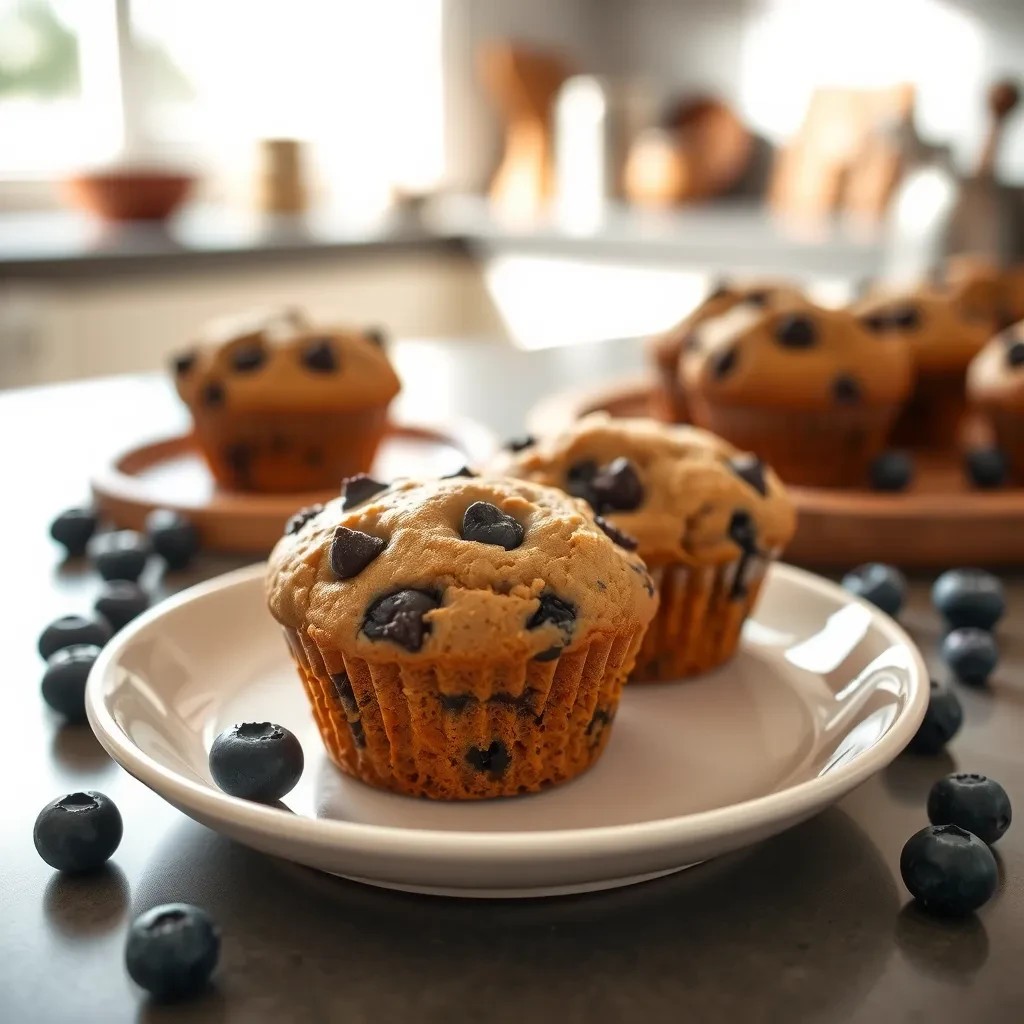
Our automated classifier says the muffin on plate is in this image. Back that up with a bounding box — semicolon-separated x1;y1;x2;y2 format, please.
494;415;796;681
171;308;400;493
968;321;1024;481
682;298;914;487
266;474;656;799
647;279;805;422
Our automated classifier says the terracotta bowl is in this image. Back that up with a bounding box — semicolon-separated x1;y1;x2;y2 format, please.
62;171;194;222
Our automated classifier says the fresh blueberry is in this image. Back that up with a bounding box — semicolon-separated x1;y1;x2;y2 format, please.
900;824;998;916
41;644;101;722
841;563;906;617
208;722;304;802
941;627;999;686
49;507;99;557
145;509;200;571
869;451;914;492
125;903;220;1001
928;773;1012;845
33;791;123;872
38;614;112;660
932;569;1005;630
907;680;963;754
88;530;151;582
94;581;150;631
965;448;1008;489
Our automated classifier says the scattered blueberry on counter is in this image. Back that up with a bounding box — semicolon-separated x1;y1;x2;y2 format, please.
941;627;999;686
900;824;998;916
928;773;1012;846
88;530;151;582
965;448;1008;490
94;581;151;631
932;568;1005;631
145;509;200;571
907;680;963;755
41;644;101;722
38;613;112;660
841;562;906;617
33;791;123;873
209;722;304;802
49;507;99;557
125;903;220;1001
869;451;914;492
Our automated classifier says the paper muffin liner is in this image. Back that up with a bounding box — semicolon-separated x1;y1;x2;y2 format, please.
282;624;645;800
631;551;774;682
192;406;388;493
892;369;967;450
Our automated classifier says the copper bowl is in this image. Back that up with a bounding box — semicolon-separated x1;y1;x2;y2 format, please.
62;170;194;222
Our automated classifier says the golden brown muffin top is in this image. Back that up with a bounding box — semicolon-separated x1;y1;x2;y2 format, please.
171;308;400;414
681;298;914;410
266;475;657;663
967;320;1024;410
492;414;796;566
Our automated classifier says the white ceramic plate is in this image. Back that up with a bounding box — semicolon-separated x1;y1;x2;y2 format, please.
87;562;927;898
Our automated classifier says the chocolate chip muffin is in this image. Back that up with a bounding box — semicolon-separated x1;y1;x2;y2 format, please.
266;475;656;799
968;321;1024;481
494;415;796;681
171;308;400;493
682;298;914;487
647;279;805;422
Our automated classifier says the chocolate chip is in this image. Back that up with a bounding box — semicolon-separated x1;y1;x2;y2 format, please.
440;693;474;713
202;381;225;407
363;589;440;651
284;504;323;535
710;346;739;379
341;474;388;510
461;501;524;550
728;509;758;554
330;526;386;579
505;435;535;453
591;457;644;512
527;593;576;646
330;672;358;715
364;326;387;348
231;344;266;373
443;466;476;479
1006;341;1024;368
533;646;562;662
832;374;863;405
890;305;921;330
775;314;817;348
301;338;338;372
566;460;599;503
465;740;510;778
728;454;767;496
593;515;638;551
172;350;196;375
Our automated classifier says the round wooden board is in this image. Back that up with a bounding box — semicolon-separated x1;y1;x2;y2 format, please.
528;376;1024;569
92;420;496;554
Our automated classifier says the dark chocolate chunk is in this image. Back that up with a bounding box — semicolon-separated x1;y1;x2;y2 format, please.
1006;340;1024;368
593;515;638;551
341;474;388;510
728;454;768;496
330;672;358;716
505;435;535;453
440;693;474;713
284;504;323;535
528;592;576;658
728;509;758;554
465;741;511;778
330;526;386;579
775;314;817;348
566;460;599;504
231;343;266;373
172;350;197;376
461;501;524;550
710;345;739;379
202;381;225;407
364;326;387;348
832;373;863;405
443;465;476;478
301;338;338;372
591;457;644;512
363;589;440;651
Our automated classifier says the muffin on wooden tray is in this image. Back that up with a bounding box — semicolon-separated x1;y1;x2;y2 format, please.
968;321;1024;482
494;415;796;681
266;474;657;799
171;308;400;493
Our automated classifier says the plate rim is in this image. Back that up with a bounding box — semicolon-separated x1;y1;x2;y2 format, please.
86;561;928;864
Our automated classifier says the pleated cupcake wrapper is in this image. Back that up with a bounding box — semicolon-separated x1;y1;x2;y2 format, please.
631;551;775;682
283;624;645;800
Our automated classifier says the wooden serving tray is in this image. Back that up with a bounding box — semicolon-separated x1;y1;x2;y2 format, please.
528;376;1024;569
92;420;496;554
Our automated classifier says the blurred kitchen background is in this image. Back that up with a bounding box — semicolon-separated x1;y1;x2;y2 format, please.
2;0;1024;389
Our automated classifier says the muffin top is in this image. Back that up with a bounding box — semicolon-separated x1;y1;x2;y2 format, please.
172;308;400;413
492;415;796;565
267;475;657;662
681;299;914;410
967;320;1024;410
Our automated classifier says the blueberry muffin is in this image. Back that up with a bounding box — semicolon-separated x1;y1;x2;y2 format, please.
171;308;400;493
943;254;1024;329
855;286;993;449
968;321;1024;481
647;279;805;422
682;298;914;487
494;415;796;681
266;475;657;799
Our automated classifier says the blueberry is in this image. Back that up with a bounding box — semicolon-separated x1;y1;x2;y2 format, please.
869;451;914;492
94;581;150;631
941;628;999;686
208;722;304;802
900;824;998;916
88;530;151;582
49;507;99;557
33;791;123;872
38;614;112;660
841;563;907;617
41;644;101;721
145;509;200;570
932;569;1005;630
907;680;963;754
965;448;1008;489
125;903;220;1001
928;773;1012;845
